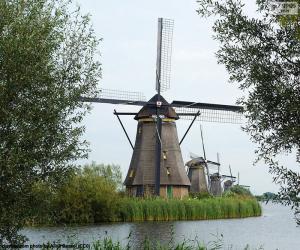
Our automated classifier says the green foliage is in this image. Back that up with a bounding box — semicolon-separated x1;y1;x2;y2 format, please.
117;197;261;222
55;172;119;224
35;234;263;250
92;237;122;250
267;0;300;39
30;163;122;225
0;0;101;243
262;192;276;200
196;0;300;222
28;164;260;225
227;186;253;197
255;192;278;202
29;173;261;225
222;190;237;198
189;192;212;199
82;162;123;190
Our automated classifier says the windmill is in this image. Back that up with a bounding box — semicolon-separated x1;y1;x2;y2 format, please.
186;155;209;194
223;165;237;191
186;125;212;194
80;18;243;198
186;125;223;196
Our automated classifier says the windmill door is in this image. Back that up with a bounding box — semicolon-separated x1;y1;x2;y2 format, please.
167;186;173;199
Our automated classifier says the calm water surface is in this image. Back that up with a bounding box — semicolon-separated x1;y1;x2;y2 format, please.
23;203;300;250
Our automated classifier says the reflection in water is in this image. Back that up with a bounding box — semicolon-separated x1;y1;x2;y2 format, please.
129;222;175;248
22;203;300;250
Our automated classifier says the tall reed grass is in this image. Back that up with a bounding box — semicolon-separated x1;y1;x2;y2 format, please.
117;197;261;222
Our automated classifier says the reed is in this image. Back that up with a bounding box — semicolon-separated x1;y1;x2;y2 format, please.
37;235;262;250
117;197;261;222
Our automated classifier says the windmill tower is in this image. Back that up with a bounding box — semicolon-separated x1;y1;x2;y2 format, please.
124;94;190;198
223;165;236;191
80;18;243;198
186;156;209;194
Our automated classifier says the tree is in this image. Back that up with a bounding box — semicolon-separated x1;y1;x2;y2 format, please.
50;165;119;224
0;0;101;243
82;162;123;190
29;163;121;225
272;0;300;39
197;0;300;221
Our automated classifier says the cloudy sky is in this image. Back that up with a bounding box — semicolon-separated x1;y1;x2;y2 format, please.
76;0;296;195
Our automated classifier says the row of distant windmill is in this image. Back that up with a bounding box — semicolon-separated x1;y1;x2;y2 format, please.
81;18;248;198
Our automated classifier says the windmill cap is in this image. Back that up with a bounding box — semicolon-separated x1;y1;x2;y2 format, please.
134;94;179;120
185;157;206;167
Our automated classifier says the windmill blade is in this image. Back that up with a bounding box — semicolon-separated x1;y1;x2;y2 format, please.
229;165;233;178
156;18;174;93
171;100;243;124
80;88;147;106
172;100;243;111
200;125;207;161
200;125;211;189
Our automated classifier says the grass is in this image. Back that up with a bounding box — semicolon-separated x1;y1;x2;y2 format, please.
116;196;261;222
28;234;264;250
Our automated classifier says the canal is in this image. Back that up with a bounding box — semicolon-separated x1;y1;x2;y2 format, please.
23;203;300;249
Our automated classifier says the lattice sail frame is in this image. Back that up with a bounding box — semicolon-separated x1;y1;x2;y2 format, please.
156;18;174;93
99;88;146;102
175;107;243;124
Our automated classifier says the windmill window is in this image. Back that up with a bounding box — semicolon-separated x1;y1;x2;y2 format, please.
166;168;170;176
129;169;134;178
163;151;167;160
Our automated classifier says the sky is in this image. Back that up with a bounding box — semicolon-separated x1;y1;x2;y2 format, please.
75;0;297;195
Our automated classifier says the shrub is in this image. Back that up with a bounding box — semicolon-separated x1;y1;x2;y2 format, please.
30;163;122;225
227;185;253;197
189;192;212;199
54;173;119;224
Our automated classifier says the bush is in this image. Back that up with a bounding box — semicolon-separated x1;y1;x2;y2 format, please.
54;173;120;224
189;192;212;199
82;162;123;191
226;185;253;197
29;163;122;225
222;190;237;198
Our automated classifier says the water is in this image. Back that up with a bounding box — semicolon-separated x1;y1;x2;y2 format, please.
23;203;300;250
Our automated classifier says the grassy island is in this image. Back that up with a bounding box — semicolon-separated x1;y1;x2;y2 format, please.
27;163;261;225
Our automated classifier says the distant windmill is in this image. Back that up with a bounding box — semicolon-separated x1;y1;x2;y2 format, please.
81;18;243;198
186;125;214;194
186;155;209;194
223;165;236;191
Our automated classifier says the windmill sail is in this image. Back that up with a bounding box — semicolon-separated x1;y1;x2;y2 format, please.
80;88;147;106
156;18;174;93
99;88;146;101
171;100;243;124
